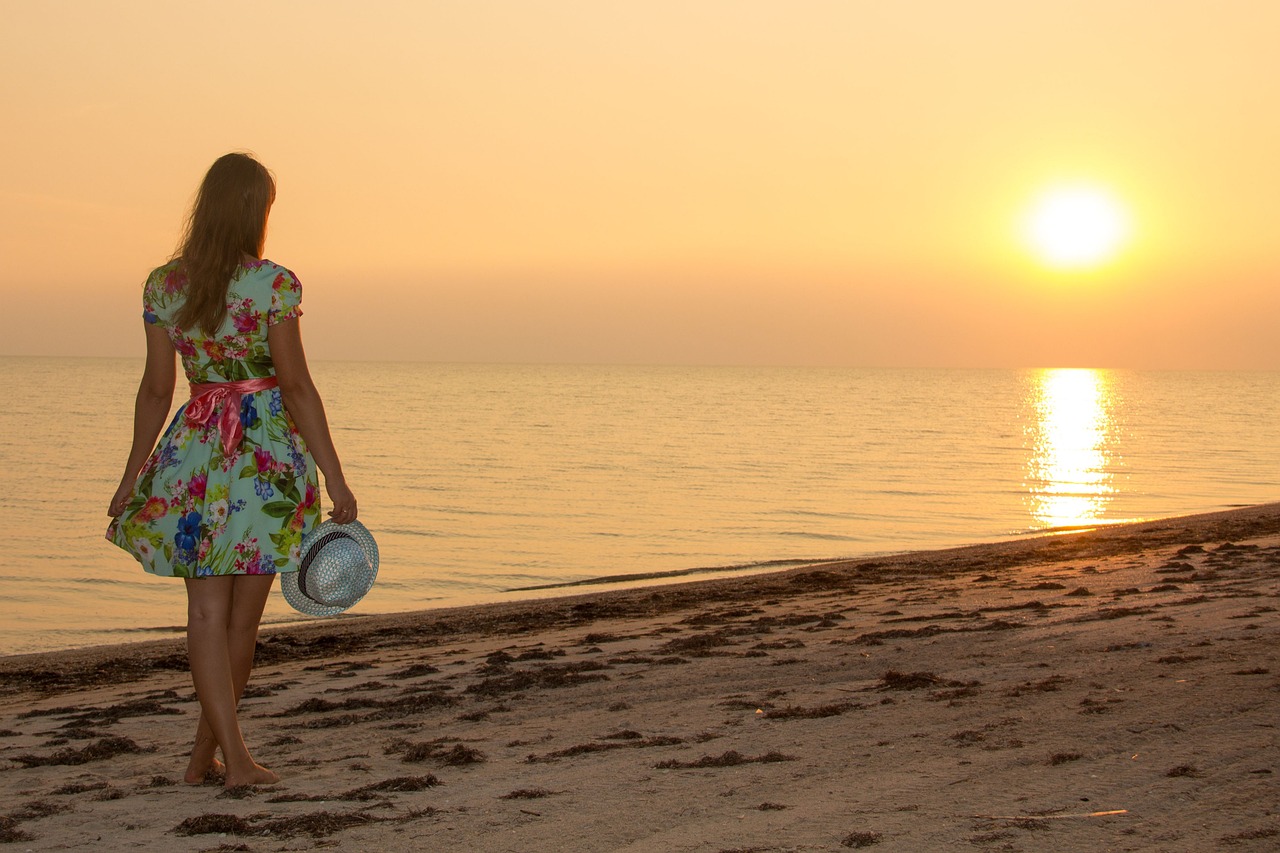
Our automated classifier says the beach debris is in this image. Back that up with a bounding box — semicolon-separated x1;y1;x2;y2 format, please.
49;780;110;795
389;662;441;679
386;738;486;767
12;735;148;767
1005;675;1071;697
763;702;863;719
268;775;441;803
660;631;737;655
0;815;35;844
973;809;1128;821
949;730;987;745
10;800;68;822
654;749;795;769
218;784;259;800
172;813;254;836
878;671;942;690
50;697;184;727
1219;827;1280;845
173;806;436;839
526;735;683;763
273;689;458;727
500;788;559;800
601;729;643;740
465;660;612;696
841;830;883;847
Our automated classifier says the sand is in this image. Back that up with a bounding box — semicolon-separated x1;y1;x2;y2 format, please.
2;504;1278;852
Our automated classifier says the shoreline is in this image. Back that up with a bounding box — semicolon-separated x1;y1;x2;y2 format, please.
3;503;1278;850
0;511;1238;661
5;504;1277;684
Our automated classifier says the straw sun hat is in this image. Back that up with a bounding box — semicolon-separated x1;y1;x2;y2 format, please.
282;519;379;617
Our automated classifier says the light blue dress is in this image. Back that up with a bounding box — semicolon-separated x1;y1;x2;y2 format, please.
107;260;321;577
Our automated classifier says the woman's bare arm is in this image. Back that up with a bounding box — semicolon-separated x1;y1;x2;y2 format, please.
267;317;357;521
108;322;177;516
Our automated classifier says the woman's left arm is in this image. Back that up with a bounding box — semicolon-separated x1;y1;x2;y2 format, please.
108;322;177;516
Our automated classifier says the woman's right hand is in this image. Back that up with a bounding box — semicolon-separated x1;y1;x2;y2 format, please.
326;478;358;524
108;480;134;518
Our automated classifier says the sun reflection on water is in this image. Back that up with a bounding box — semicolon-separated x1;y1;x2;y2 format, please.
1025;368;1117;530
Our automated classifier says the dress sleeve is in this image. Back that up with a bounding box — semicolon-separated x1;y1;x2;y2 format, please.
142;266;168;326
267;267;304;325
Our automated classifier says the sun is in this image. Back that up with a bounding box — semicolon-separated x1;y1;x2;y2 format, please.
1023;184;1131;270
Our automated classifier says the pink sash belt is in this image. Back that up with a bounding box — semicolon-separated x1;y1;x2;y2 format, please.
185;377;279;451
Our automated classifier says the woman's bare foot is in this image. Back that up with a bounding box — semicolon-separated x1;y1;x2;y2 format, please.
184;736;224;784
223;761;279;789
183;756;225;785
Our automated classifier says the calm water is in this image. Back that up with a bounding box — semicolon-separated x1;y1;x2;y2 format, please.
1;357;1277;656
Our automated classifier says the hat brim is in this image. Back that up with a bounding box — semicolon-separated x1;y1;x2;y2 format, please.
282;519;379;617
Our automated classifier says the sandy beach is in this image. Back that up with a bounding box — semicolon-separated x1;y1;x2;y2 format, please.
2;504;1278;851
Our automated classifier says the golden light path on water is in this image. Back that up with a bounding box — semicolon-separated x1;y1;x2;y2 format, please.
1026;368;1117;530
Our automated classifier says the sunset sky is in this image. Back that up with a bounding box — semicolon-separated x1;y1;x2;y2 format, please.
3;0;1277;368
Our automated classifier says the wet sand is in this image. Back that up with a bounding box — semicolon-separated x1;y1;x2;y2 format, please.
2;504;1278;851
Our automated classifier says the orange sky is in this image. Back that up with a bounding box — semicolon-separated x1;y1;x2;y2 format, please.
2;1;1277;368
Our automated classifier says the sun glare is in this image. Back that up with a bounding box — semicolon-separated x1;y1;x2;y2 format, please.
1023;185;1130;270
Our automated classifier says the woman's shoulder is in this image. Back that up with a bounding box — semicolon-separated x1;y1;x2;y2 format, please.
145;259;183;286
243;258;299;281
236;259;303;319
142;260;185;315
235;259;300;293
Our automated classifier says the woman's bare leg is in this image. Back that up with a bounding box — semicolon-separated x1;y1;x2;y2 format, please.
183;573;277;783
184;574;279;787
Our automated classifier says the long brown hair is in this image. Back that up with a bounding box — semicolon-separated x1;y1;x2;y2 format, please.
173;152;276;334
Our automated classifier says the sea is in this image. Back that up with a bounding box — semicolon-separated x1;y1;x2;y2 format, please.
1;356;1276;656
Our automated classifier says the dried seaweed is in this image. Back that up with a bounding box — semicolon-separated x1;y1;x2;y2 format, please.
526;735;683;763
174;806;436;839
764;702;862;719
386;738;487;767
172;814;255;836
276;690;457;728
655;749;795;769
0;816;34;844
841;830;884;848
660;631;736;655
878;671;942;690
389;662;441;679
500;788;558;799
11;800;69;821
465;661;611;697
268;775;441;803
50;780;110;795
13;736;148;767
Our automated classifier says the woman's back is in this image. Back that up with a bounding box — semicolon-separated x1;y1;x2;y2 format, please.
144;259;302;384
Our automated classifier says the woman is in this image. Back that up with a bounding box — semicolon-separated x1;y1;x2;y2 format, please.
107;152;357;788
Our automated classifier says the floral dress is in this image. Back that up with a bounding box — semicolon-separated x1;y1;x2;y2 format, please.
107;259;320;578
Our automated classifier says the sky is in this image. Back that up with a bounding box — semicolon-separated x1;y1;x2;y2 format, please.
2;0;1277;369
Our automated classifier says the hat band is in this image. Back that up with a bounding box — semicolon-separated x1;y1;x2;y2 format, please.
299;529;358;604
